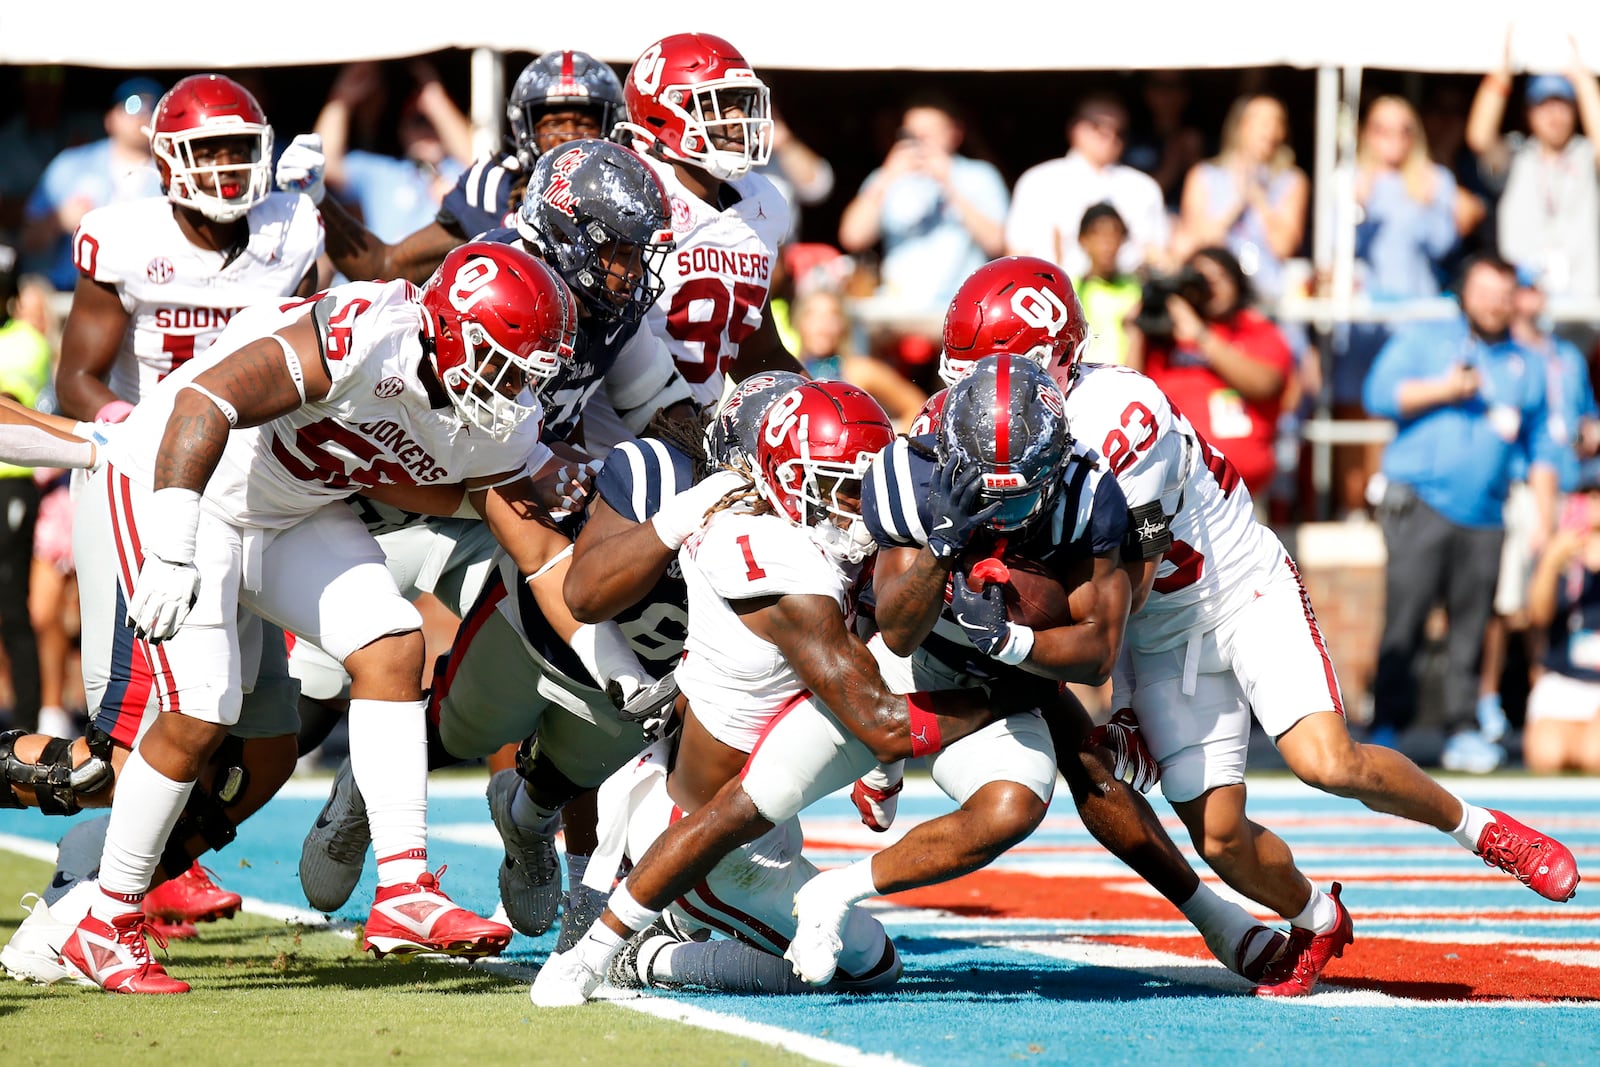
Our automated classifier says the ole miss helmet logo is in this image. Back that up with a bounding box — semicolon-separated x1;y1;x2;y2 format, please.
146;257;175;284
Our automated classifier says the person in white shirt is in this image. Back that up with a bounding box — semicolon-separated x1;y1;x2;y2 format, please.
1006;94;1169;278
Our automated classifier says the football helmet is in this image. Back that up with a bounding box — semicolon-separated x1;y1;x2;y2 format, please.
942;256;1089;390
617;33;774;181
755;381;894;563
418;242;577;440
908;388;949;438
507;51;626;170
516;140;673;326
939;354;1070;534
706;370;806;471
147;74;274;223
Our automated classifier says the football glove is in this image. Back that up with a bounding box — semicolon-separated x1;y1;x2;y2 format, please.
650;469;749;551
924;455;1001;561
1087;708;1159;793
950;570;1033;665
126;554;200;644
275;133;326;205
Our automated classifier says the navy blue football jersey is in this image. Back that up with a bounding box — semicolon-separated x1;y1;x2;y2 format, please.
436;154;524;241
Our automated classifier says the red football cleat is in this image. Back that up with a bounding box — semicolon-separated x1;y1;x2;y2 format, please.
1253;882;1354;997
145;918;199;941
363;867;511;960
851;776;903;833
144;863;242;924
59;912;190;995
1477;810;1580;902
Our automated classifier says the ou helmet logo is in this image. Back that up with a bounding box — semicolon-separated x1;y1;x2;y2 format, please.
1011;287;1070;336
762;389;805;448
449;258;499;312
633;44;666;96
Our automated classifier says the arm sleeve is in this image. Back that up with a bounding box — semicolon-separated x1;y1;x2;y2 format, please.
861;438;933;548
1086;470;1131;556
603;327;694;435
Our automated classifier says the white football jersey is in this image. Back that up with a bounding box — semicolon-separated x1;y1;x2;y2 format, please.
106;279;548;530
675;508;852;749
643;155;789;406
1065;362;1285;654
72;192;324;403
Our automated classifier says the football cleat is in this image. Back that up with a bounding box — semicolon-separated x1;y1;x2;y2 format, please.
850;766;904;833
299;757;370;913
363;867;511;960
529;946;604;1007
1;894;81;985
607;927;677;990
59;911;190;994
785;870;856;986
1253;882;1354;997
143;863;241;924
1477;809;1580;902
486;769;562;936
1227;924;1290;983
145;918;199;941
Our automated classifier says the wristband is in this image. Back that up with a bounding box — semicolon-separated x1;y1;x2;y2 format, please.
993;623;1035;666
146;487;203;564
904;691;944;757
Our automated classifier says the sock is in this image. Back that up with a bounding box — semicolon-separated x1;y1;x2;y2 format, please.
565;853;590;888
92;749;194;920
608;881;662;933
814;858;879;907
50;878;103;925
347;698;428;885
1449;798;1494;852
568;622;647;700
510;780;561;836
654;939;811;993
1288;884;1339;934
860;760;904;793
570;922;625;972
1178;880;1275;970
44;815;111;906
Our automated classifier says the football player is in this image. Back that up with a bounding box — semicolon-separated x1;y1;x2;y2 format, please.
2;73;325;963
950;255;1582;996
278;50;625;286
47;242;663;995
531;380;1006;1006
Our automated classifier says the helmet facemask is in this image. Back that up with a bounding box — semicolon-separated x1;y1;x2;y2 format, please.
438;320;566;441
625;73;773;181
560;219;671;326
151;125;273;223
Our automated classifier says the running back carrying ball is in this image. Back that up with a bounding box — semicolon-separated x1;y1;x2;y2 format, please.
959;545;1084;631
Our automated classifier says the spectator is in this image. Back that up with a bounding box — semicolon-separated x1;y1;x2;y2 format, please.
1006;93;1168;277
838;91;1008;318
1420;83;1492;272
1522;462;1600;774
1364;254;1563;773
1172;93;1308;303
19;78;163;290
1122;70;1207;212
759;110;835;243
0;67;99;243
0;243;52;732
1466;33;1600;335
792;288;926;430
1130;245;1293;495
315;61;472;243
1074;203;1141;366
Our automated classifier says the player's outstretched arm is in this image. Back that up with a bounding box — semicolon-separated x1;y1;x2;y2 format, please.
56;273;132;422
0;397;100;470
743;592;994;763
872;544;955;656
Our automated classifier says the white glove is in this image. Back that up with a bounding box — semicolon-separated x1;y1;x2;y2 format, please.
73;421;117;474
275;133;326;205
126;554;200;643
650;469;749;550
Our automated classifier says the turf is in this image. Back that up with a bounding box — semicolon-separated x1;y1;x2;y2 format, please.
0;853;817;1066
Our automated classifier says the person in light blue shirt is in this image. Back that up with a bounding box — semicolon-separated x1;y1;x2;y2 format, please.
1364;254;1563;772
839;93;1008;319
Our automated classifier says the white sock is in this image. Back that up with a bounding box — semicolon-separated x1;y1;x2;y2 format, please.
608;881;661;932
808;858;879;908
1449;798;1494;852
509;779;561;836
568;622;647;700
347;698;428;885
861;760;904;792
51;879;103;925
571;922;624;972
1289;884;1339;934
93;749;194;920
654;939;811;993
1179;881;1248;938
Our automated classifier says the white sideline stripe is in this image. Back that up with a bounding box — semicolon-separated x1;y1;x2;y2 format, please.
0;833;914;1067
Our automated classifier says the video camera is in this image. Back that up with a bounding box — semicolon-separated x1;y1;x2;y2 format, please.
1134;266;1213;341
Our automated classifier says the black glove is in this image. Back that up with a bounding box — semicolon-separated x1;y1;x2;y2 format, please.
950;571;1032;664
925;456;1001;560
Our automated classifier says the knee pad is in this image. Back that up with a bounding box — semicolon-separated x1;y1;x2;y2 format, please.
161;736;247;874
739;769;805;827
515;735;584;812
0;726;115;815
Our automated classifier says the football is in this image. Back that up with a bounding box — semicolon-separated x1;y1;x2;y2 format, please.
958;546;1083;630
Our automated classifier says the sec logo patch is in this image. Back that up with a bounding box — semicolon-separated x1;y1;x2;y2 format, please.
670;197;693;234
374;376;404;399
146;257;174;284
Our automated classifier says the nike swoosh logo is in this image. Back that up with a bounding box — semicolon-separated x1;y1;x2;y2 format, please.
314;808;337;830
49;871;73;890
955;613;985;631
934;518;954;531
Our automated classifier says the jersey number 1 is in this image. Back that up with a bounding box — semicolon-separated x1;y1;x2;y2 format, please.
736;534;767;581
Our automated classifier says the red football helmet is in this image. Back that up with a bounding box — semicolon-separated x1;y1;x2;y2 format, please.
617;33;773;181
908;388;949;438
941;256;1089;391
147;74;274;223
418;242;577;440
755;380;894;563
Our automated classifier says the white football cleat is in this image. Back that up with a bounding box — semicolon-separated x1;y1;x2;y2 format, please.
1;894;82;985
785;870;855;986
530;947;604;1007
299;758;369;913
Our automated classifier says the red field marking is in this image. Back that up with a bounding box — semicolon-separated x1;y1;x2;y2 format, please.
887;870;1181;921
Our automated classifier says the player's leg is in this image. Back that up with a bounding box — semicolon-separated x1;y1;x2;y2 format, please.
1249;562;1579;902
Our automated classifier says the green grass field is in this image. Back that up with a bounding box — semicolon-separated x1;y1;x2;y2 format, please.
0;853;816;1066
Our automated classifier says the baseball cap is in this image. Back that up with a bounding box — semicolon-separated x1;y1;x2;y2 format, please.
1526;75;1576;106
111;77;164;117
1515;264;1542;290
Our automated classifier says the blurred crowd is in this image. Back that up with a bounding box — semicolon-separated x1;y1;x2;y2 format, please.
2;30;1600;776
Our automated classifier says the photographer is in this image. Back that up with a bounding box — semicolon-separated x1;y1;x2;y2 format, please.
1128;246;1293;495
